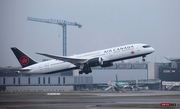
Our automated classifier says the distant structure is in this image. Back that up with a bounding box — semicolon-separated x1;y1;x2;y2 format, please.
27;16;82;56
164;57;180;68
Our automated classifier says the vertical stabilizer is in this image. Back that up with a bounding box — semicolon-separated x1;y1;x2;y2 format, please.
11;47;37;68
116;74;118;84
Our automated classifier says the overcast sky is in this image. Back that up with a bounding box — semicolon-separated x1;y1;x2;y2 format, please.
0;0;180;67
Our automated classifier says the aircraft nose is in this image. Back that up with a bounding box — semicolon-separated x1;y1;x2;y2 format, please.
151;47;155;52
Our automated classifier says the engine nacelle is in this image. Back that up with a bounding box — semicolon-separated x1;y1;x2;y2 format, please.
87;57;103;67
101;62;114;67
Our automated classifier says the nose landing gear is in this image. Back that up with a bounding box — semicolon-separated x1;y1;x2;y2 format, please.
142;56;146;62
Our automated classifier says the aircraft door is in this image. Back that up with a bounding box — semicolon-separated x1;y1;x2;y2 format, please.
39;64;43;71
44;63;50;71
136;46;140;52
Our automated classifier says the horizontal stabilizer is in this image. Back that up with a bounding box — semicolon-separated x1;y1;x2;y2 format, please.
9;68;31;71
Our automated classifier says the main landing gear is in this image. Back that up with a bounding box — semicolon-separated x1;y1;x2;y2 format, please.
79;70;92;74
79;64;92;74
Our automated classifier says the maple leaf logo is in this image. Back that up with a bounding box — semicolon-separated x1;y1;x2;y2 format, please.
19;56;29;66
131;51;135;54
21;58;27;63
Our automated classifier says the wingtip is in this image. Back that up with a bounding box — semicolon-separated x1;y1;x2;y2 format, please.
35;52;43;55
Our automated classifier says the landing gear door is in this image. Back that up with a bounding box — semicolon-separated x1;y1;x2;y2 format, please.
137;46;140;52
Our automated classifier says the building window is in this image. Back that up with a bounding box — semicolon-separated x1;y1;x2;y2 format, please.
63;77;65;84
18;78;20;84
13;78;15;84
38;77;40;84
58;77;60;84
48;77;50;84
43;77;45;84
3;78;5;84
28;78;30;84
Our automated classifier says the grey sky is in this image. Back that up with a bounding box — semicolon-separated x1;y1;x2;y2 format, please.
0;0;180;67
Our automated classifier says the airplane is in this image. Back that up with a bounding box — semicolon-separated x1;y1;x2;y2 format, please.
105;75;129;91
11;43;154;74
105;75;138;91
115;74;136;91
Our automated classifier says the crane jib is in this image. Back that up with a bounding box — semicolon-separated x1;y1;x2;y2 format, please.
27;16;82;56
27;17;81;26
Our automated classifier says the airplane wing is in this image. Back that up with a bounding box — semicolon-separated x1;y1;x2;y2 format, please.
0;67;31;74
36;52;87;64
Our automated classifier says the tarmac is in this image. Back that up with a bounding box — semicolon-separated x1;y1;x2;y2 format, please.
0;90;180;109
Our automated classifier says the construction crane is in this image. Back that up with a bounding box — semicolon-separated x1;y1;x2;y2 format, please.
27;16;82;56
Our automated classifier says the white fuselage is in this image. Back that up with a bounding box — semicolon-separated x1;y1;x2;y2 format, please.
21;43;154;74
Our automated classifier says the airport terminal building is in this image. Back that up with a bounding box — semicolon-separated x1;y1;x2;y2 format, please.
0;61;180;91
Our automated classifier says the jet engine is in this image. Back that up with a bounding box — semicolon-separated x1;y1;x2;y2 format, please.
87;57;103;67
79;57;103;74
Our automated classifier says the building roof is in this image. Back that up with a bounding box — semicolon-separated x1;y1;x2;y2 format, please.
164;57;180;62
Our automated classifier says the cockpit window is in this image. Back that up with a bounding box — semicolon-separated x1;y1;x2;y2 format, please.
142;45;151;48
